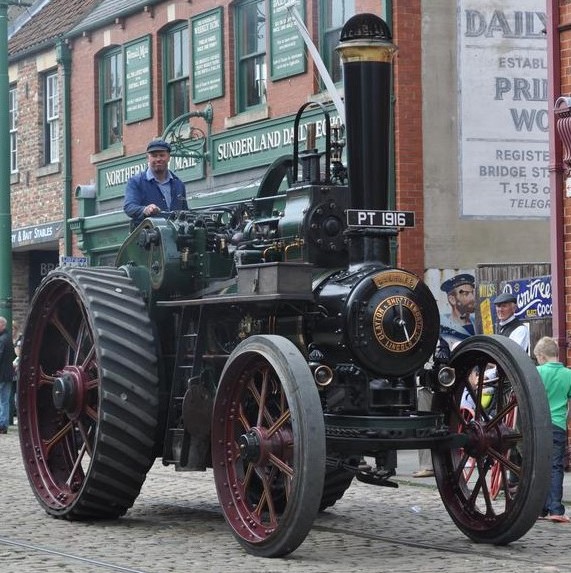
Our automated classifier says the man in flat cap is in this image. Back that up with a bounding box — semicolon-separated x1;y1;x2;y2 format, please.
439;273;476;347
493;291;530;492
124;138;188;229
493;291;529;352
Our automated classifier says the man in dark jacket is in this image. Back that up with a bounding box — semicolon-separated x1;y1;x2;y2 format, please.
493;291;529;352
0;316;16;434
123;138;188;229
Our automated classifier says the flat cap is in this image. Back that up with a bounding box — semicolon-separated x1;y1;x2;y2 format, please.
440;273;475;294
494;292;517;305
146;138;171;153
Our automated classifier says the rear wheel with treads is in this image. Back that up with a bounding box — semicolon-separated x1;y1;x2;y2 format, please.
18;266;160;519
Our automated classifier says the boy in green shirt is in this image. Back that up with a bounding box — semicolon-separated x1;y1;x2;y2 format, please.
534;336;571;523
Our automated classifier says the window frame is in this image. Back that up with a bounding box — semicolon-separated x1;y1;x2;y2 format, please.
163;22;190;128
99;47;123;150
44;71;60;164
9;85;17;174
235;0;267;113
320;0;355;85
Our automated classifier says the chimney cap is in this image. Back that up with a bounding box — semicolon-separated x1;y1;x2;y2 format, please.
340;13;392;43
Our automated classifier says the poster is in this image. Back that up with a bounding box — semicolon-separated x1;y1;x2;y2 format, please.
458;0;548;218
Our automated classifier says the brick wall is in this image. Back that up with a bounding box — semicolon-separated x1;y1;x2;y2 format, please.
10;59;64;225
393;2;424;278
9;49;65;328
11;252;29;332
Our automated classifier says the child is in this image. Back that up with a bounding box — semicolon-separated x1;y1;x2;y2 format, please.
534;336;571;523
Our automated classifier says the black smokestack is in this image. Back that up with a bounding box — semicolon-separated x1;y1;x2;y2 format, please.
336;14;397;264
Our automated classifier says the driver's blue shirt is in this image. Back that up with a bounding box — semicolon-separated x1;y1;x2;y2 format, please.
124;168;187;227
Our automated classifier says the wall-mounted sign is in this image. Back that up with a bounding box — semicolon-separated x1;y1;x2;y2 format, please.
11;221;62;248
59;256;89;267
192;8;224;103
269;0;306;80
124;36;152;123
98;153;204;201
479;275;552;330
459;1;548;219
500;275;552;321
212;105;341;175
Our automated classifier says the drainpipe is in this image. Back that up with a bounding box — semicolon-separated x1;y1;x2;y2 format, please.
547;0;566;359
0;2;12;325
382;0;397;266
56;40;72;256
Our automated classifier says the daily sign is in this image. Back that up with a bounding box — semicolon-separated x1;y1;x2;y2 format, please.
347;210;415;228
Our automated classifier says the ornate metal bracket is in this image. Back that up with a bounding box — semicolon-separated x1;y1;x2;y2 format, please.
555;96;571;177
161;103;213;162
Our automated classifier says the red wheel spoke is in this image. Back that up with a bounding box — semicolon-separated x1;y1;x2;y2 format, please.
65;439;89;488
238;402;252;432
76;420;94;456
253;470;279;524
242;458;255;488
85;403;98;421
43;421;74;457
255;368;270;427
80;342;96;370
269;453;293;478
38;368;57;388
266;409;291;438
51;313;80;356
246;368;275;428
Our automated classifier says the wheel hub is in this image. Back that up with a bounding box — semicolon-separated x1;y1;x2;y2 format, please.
239;431;261;463
52;366;87;419
464;418;509;458
238;427;292;466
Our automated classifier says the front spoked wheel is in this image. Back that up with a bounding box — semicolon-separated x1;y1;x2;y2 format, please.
433;335;551;544
211;335;325;557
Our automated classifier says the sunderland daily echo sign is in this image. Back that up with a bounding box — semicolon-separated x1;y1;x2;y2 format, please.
459;1;548;219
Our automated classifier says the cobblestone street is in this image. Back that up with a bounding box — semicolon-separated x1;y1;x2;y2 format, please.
1;425;570;573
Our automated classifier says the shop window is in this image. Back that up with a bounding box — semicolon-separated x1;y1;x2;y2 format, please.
235;0;267;112
44;71;60;164
320;0;355;84
100;48;123;149
164;23;190;127
9;85;17;174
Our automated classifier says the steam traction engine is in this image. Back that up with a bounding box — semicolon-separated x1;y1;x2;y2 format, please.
18;14;550;557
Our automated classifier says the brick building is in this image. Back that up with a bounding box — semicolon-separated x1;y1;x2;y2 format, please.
64;0;424;273
7;0;101;329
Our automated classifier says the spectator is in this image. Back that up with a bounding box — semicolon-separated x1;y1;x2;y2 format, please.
493;291;529;352
493;291;529;492
460;365;497;411
9;322;21;426
0;317;16;434
123;138;188;229
533;336;571;523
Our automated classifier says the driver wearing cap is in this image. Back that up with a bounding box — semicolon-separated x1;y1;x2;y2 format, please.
123;138;188;229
